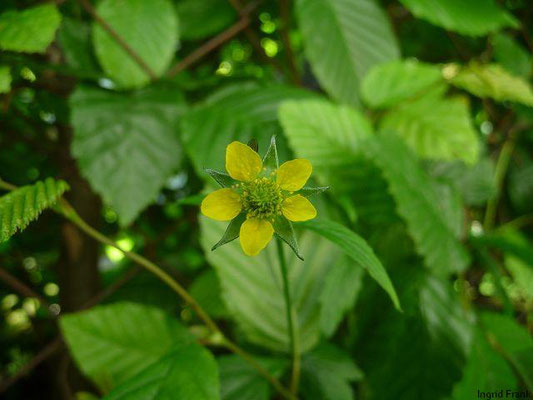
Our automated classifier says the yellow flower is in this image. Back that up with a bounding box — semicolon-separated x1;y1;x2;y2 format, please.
201;140;318;257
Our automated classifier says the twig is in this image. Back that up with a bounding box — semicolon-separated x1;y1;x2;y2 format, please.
76;0;157;80
167;16;252;77
0;268;50;310
280;0;300;85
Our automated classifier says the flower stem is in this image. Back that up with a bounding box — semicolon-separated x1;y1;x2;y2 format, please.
0;180;296;400
276;237;301;395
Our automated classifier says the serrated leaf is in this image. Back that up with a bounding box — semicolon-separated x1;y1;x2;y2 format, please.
364;134;470;274
0;65;11;94
70;85;186;225
319;255;364;337
447;63;533;106
182;83;313;178
218;355;287;400
361;60;443;108
201;217;340;352
399;0;518;36
380;94;480;165
301;219;400;310
297;0;399;106
0;178;69;243
177;0;236;41
60;302;194;392
300;343;363;400
492;33;531;79
93;0;179;88
104;345;219;400
0;4;61;53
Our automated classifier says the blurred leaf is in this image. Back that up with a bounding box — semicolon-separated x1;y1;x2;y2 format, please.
506;255;533;301
447;63;533;107
104;345;219;400
182;83;313;177
361;60;443;109
201;217;340;352
358;268;473;400
0;4;61;53
189;269;228;318
399;0;518;36
302;219;401;310
319;255;364;337
364;134;470;274
93;0;179;88
0;65;11;94
70;85;186;225
177;0;236;41
428;158;496;206
296;0;400;106
492;33;531;79
218;355;287;400
481;312;533;391
452;327;517;399
509;152;533;213
57;18;100;78
380;94;480;165
0;178;69;243
60;302;194;392
300;342;363;400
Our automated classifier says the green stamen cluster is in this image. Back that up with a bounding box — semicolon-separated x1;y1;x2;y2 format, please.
239;177;283;220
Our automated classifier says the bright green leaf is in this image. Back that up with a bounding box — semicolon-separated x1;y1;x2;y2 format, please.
296;0;400;106
0;4;61;53
0;178;69;243
492;33;531;79
93;0;179;88
70;85;186;225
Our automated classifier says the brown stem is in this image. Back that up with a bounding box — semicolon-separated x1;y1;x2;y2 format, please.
76;0;157;80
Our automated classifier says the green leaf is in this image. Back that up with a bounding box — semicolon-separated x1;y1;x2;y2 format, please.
446;63;533;107
361;60;443;109
509;152;533;213
70;85;186;225
57;18;100;78
300;343;363;400
296;0;400;106
104;345;220;400
358;268;473;400
399;0;518;36
319;255;364;337
218;355;287;400
481;312;533;391
379;94;480;165
0;65;11;94
93;0;179;88
177;0;236;41
60;302;194;392
182;83;313;177
278;98;373;193
200;216;340;352
302;219;400;311
363;134;470;274
0;178;69;243
452;327;517;399
189;269;228;318
492;33;531;79
0;4;61;53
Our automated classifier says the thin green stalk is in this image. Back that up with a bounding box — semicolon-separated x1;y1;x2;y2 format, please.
276;237;300;395
0;180;296;400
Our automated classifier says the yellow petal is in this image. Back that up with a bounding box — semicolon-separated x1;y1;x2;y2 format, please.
226;141;263;182
240;218;274;256
282;195;317;222
276;159;312;191
201;189;242;221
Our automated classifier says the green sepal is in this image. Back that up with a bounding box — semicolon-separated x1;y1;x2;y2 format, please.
211;213;246;251
273;216;303;261
204;168;237;188
262;135;279;173
299;186;330;197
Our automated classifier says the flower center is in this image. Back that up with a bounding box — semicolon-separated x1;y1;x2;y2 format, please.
240;177;283;220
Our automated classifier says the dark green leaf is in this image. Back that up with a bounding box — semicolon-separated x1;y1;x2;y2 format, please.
492;33;531;79
176;0;236;41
